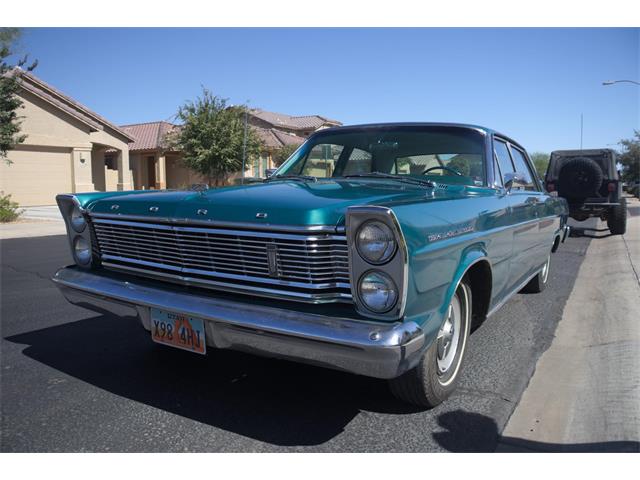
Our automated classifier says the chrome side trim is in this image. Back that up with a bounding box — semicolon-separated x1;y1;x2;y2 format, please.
486;267;543;318
52;266;426;379
89;212;342;234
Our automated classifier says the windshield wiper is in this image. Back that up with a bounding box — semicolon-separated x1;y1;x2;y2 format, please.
264;174;318;183
342;172;434;187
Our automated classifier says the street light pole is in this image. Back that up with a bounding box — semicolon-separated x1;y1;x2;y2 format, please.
241;107;248;185
602;79;640;86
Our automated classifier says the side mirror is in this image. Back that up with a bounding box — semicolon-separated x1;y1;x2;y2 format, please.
265;168;277;178
503;172;527;193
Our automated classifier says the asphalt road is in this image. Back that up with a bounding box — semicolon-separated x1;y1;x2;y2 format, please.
1;224;593;452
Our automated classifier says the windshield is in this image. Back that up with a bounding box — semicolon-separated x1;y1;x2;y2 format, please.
275;126;487;186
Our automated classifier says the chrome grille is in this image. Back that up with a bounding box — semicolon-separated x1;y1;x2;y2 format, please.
90;217;351;302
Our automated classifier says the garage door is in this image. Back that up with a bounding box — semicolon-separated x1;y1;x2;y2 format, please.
0;147;72;206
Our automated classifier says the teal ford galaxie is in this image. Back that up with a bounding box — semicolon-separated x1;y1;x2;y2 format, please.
53;123;569;407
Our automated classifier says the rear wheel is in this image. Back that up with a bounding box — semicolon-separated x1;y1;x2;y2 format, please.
521;254;550;293
607;198;627;235
388;280;472;408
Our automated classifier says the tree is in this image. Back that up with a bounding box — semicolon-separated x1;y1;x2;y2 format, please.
170;88;263;186
272;143;300;168
530;152;550;178
0;28;37;163
617;130;640;184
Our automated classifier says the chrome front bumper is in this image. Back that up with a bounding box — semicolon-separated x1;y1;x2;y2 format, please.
52;267;427;379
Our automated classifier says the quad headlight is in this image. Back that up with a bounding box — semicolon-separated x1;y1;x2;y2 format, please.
356;220;397;264
70;204;86;232
358;270;398;313
73;236;92;265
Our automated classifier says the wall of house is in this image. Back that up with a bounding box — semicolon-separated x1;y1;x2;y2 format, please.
2;89;134;203
166;155;206;189
18;90;94;149
104;168;118;191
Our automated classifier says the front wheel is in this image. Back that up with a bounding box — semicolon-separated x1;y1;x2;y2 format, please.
388;280;472;408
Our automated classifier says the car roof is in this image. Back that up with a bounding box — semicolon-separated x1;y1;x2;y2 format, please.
319;122;496;135
314;122;527;152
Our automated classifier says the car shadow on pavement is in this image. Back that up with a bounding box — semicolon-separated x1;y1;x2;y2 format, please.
435;410;640;452
5;313;425;447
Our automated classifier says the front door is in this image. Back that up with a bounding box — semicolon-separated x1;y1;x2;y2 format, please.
147;156;156;189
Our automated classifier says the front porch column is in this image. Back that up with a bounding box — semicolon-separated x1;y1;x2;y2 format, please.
72;146;95;193
155;153;167;189
116;149;132;191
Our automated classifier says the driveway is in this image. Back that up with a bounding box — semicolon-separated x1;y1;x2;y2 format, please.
0;206;65;240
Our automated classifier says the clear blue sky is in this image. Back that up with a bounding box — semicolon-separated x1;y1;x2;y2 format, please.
17;28;639;153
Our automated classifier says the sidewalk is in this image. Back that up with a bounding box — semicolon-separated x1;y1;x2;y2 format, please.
0;206;66;240
499;196;640;451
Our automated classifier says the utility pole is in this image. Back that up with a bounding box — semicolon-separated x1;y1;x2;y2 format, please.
241;106;248;185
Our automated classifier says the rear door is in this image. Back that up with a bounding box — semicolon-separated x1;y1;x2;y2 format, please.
494;137;540;290
508;144;555;263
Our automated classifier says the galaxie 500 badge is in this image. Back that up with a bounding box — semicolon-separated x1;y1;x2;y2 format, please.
150;308;206;355
427;221;475;242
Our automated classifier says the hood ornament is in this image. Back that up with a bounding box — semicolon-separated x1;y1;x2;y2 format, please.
197;209;208;216
190;183;209;194
256;212;268;219
110;204;119;211
149;206;159;212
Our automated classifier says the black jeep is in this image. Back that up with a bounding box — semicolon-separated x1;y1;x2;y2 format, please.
545;149;626;235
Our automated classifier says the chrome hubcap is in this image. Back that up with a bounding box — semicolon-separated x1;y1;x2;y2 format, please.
437;295;462;373
541;255;550;283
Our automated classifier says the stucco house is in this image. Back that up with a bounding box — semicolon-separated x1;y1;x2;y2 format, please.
1;70;134;206
1;71;341;206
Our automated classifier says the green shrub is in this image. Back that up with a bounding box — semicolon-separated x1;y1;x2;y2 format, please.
0;191;23;222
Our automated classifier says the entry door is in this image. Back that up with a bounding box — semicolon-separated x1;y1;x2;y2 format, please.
147;156;156;189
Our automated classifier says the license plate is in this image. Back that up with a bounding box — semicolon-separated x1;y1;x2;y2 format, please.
150;308;206;355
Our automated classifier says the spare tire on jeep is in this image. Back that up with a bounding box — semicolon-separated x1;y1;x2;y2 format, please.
558;157;604;199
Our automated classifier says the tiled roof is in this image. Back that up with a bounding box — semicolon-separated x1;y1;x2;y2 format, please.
120;121;178;152
254;127;305;149
14;69;134;142
249;109;341;131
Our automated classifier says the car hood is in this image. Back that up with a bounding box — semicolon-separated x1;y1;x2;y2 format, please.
86;179;476;227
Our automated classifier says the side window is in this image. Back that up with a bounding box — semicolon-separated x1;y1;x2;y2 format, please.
494;138;515;186
300;144;344;177
342;148;372;175
509;146;538;191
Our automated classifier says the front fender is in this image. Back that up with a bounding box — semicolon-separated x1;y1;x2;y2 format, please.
405;241;490;352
